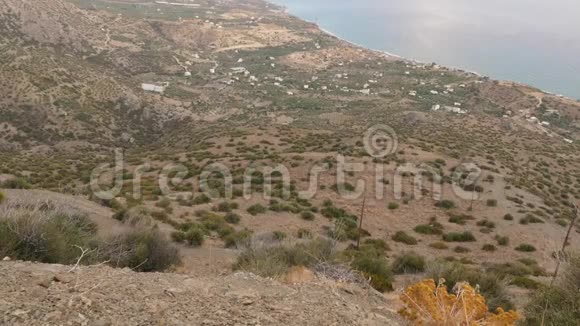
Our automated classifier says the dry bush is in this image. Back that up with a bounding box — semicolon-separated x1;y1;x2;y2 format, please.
399;279;520;325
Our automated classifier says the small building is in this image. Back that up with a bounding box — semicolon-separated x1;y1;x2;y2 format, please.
141;83;166;93
184;71;192;77
231;67;247;74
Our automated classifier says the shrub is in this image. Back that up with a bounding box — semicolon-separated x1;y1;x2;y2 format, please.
435;200;455;209
185;228;204;247
486;199;498;207
392;231;418;245
300;211;315;221
476;219;495;229
454;246;471;253
442;231;476;242
362;238;391;252
273;231;286;241
524;254;580;325
234;238;335;277
427;261;515;311
387;202;399;210
171;231;187;243
351;251;393;292
429;242;449;250
1;178;31;189
247;204;267;216
0;191;4;203
102;228;180;272
0;208;97;264
448;213;473;225
393;252;426;274
214;201;239;212
223;229;253;248
399;279;519;324
414;221;444;235
296;228;312;239
192;194;211;205
482;244;497;252
519;214;544;225
495;235;509;246
510;276;541;289
224;212;241;224
515;244;536;252
503;214;514;221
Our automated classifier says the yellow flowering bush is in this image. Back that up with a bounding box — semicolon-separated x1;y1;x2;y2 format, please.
399;279;520;325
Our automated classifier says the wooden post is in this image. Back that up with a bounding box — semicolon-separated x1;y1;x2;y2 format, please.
356;196;366;250
541;202;578;325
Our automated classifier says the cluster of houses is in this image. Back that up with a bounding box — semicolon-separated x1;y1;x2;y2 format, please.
431;104;467;114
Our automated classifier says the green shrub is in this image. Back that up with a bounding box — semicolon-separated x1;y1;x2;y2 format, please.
414;221;444;235
448;213;473;225
476;219;495;229
223;229;253;248
214;201;239;212
454;246;471;253
486;199;498;207
102;228;180;272
247;204;267;216
524;254;580;325
300;211;315;221
273;231;286;241
392;252;426;274
1;178;31;189
387;202;399;210
442;231;476;242
185;228;204;247
519;214;544;225
435;200;455;209
503;214;514;221
515;244;536;252
362;238;391;252
495;235;509;246
482;244;497;252
351;251;393;292
224;212;241;224
0;209;97;264
192;194;211;205
392;231;418;245
510;276;541;289
0;191;4;203
234;238;335;277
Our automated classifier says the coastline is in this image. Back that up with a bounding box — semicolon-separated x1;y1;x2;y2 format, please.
271;1;580;101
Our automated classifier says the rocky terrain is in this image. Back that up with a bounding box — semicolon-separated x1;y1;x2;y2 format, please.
0;260;403;325
1;0;579;323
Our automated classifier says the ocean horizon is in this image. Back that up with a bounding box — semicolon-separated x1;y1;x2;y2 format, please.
272;0;580;100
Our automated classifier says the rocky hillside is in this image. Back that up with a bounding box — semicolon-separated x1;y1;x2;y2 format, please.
0;260;403;326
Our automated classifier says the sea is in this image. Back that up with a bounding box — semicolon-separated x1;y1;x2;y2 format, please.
271;0;580;100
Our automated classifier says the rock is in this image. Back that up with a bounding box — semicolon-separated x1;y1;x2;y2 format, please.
3;256;11;261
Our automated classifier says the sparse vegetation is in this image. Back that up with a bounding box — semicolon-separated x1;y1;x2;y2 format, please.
392;231;418;245
442;231;476;242
515;244;536;252
392;252;426;274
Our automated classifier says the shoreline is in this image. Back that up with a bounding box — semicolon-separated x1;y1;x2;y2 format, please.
271;1;579;101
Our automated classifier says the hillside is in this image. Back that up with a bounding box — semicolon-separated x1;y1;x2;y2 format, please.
1;0;580;323
0;260;402;325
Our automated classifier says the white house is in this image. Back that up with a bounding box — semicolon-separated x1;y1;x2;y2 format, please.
141;83;166;93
